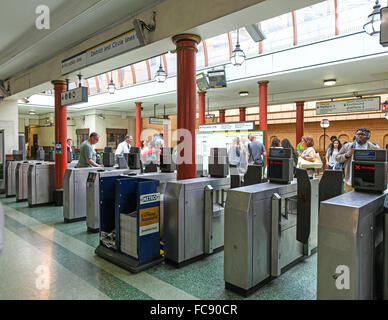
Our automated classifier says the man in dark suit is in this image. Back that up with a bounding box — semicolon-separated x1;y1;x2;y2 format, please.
67;138;76;161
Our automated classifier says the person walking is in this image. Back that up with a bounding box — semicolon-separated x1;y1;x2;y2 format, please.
77;132;102;168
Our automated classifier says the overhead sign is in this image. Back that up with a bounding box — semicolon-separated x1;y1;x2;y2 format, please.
199;121;254;132
61;29;142;75
149;117;171;125
380;7;388;47
196;73;209;91
61;87;88;106
208;70;227;88
316;97;381;115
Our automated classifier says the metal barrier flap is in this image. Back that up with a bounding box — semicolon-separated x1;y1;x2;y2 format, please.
319;169;344;204
296;168;311;244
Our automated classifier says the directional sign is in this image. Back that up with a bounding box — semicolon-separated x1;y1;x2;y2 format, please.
61;87;88;107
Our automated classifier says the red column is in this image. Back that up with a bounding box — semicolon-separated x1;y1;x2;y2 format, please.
258;81;269;150
173;34;201;180
52;80;67;191
296;101;305;145
239;107;246;122
135;102;142;147
219;109;226;123
198;91;206;125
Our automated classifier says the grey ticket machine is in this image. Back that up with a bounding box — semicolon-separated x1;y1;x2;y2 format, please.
317;150;388;300
224;148;319;296
27;162;55;207
86;168;131;233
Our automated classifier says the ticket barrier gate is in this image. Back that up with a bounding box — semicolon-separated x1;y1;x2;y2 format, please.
27;162;55;207
86;168;132;233
224;148;319;296
63;166;116;223
5;161;22;197
317;150;388;300
16;161;33;201
95;176;163;273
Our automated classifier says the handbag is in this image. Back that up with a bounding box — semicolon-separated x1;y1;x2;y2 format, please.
298;153;323;169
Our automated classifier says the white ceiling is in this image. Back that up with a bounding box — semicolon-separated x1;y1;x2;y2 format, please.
0;0;162;79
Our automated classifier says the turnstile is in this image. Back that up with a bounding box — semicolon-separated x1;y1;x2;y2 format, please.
224;169;319;296
164;176;230;267
5;160;23;197
27;162;55;207
63;166;116;223
317;191;388;300
86;168;131;233
16;161;32;201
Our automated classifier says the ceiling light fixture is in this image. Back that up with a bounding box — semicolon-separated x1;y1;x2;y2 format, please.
107;71;116;94
364;0;382;36
323;79;336;86
28;110;36;115
230;29;246;66
98;114;105;120
239;91;249;96
155;56;167;83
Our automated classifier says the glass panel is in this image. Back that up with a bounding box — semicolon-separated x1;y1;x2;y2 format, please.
296;1;335;45
338;0;387;35
164;52;177;76
133;61;149;83
197;41;206;69
86;77;98;95
149;56;161;80
121;66;134;87
96;74;109;93
111;70;120;88
260;12;294;53
206;33;230;66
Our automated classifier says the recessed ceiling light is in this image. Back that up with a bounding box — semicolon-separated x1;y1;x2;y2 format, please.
323;79;336;86
239;91;249;96
28;110;36;115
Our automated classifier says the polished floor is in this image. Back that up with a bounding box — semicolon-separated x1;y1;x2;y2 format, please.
0;195;317;300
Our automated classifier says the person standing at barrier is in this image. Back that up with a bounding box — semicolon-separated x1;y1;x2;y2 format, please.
271;138;281;148
67;138;76;161
281;138;298;168
228;137;242;173
248;134;267;178
326;139;342;170
299;135;317;177
77;132;103;168
115;135;133;157
336;128;380;193
326;136;338;152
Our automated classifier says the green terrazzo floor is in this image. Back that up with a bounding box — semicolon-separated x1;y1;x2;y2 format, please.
0;195;317;300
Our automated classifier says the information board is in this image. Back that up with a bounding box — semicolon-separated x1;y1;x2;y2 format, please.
316;97;381;115
196;130;265;170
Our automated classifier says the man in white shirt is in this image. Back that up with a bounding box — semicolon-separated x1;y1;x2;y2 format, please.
115;135;133;156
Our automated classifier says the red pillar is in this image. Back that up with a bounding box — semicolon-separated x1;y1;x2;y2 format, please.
173;34;201;180
219;109;226;123
296;101;305;146
52;80;67;191
258;81;269;150
198;91;206;125
239;107;246;122
135;102;142;147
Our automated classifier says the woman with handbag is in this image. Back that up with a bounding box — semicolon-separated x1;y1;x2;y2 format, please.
298;135;319;177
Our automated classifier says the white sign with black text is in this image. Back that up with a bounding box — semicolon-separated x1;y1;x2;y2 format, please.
316;97;381;115
61;87;88;107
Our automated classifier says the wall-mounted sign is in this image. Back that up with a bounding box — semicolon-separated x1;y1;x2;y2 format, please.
61;87;88;107
316;97;381;115
149;117;171;125
199;121;254;132
61;29;142;75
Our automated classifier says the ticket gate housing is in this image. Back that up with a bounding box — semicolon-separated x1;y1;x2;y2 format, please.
86;168;131;232
16;161;32;201
224;163;319;296
27;162;55;207
5;161;22;197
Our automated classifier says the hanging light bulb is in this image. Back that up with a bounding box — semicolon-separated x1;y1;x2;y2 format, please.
155;56;167;83
363;0;382;36
107;71;116;94
230;28;246;66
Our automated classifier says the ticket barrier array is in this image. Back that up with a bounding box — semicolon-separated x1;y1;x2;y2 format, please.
95;176;163;273
224;148;320;296
164;148;230;267
27;162;55;207
317;149;388;300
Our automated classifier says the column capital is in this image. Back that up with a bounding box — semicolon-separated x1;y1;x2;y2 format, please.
51;80;67;86
295;101;305;105
198;91;207;96
172;34;201;45
135;101;143;105
257;80;269;85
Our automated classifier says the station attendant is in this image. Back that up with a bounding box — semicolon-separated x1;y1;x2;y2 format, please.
115;135;133;156
336;128;380;193
77;132;102;168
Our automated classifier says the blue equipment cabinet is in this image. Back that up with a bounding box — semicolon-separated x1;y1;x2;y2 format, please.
95;176;163;273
